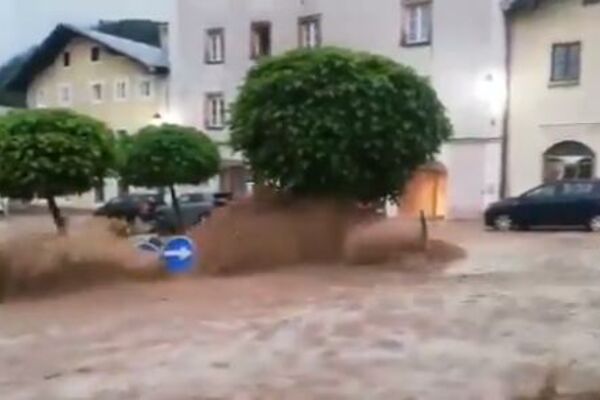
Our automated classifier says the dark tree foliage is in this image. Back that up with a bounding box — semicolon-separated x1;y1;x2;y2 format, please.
121;124;220;230
231;47;452;202
0;109;114;232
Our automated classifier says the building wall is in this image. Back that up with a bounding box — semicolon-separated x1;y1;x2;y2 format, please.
25;36;169;207
0;106;13;116
27;36;168;133
170;0;507;217
508;0;600;196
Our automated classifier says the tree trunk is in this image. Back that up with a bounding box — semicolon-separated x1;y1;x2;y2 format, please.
46;196;66;234
420;210;429;251
169;185;183;233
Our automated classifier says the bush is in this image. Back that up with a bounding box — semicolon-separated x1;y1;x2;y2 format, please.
0;109;114;232
231;47;452;202
121;124;220;230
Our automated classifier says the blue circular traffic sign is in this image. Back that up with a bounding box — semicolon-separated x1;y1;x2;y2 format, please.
161;236;197;274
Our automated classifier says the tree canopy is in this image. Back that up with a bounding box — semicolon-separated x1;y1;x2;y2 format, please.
231;47;452;202
0;109;114;231
121;124;220;188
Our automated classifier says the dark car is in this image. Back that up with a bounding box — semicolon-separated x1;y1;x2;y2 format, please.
153;192;232;233
485;180;600;231
94;193;165;223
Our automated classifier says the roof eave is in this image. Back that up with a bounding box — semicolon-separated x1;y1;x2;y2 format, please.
6;23;169;92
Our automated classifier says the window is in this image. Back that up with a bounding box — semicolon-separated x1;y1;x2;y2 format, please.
114;79;129;101
524;185;557;199
299;15;321;49
206;28;225;64
402;1;432;46
94;183;105;203
543;141;595;182
551;42;581;83
179;193;208;203
63;51;71;67
139;79;153;99
90;82;104;103
58;84;72;106
251;22;272;59
205;93;226;129
91;46;101;62
562;182;595;196
35;89;46;108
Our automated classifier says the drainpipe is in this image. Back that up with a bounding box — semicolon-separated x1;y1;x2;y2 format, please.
499;9;513;199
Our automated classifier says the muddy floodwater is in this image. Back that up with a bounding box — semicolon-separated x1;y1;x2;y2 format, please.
2;222;600;399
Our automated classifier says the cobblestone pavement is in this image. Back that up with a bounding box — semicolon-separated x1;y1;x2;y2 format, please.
1;222;600;399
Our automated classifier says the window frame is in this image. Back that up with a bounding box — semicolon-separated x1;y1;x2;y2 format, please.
205;28;225;64
138;78;154;100
35;89;47;108
401;1;433;47
114;78;130;102
91;46;101;63
57;83;73;107
550;41;581;84
204;92;226;130
298;15;322;49
62;51;71;68
250;21;272;59
90;81;105;104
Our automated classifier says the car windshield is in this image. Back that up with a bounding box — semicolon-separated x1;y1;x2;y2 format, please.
523;185;556;198
179;193;210;203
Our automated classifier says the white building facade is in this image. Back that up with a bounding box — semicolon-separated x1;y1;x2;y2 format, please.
506;0;600;197
169;0;508;218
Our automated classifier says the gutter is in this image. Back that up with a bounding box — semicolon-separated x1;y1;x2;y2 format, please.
499;9;513;199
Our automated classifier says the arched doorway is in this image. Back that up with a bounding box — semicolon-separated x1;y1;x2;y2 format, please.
400;161;448;219
543;141;595;182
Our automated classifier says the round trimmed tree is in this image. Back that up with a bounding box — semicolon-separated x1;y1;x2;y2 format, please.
121;124;220;230
0;109;114;232
231;47;452;202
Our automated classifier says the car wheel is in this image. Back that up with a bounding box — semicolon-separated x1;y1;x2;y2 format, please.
494;215;513;232
588;215;600;232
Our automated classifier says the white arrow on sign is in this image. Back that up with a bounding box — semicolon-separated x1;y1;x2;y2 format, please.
164;247;193;261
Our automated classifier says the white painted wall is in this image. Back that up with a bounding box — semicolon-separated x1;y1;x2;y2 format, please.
170;0;507;218
508;0;600;196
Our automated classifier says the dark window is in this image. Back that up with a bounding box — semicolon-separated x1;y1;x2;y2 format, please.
562;182;595;196
551;42;581;83
63;52;71;67
94;183;105;203
298;15;321;49
251;22;272;59
91;46;101;62
180;194;208;203
543;141;595;182
524;185;557;199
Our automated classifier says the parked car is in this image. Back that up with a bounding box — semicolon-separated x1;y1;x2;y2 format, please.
152;192;232;233
94;193;165;223
485;180;600;231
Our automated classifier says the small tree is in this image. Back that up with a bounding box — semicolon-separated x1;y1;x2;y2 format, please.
121;124;220;230
0;109;114;233
231;47;453;202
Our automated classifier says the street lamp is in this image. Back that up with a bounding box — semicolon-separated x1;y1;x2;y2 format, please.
151;112;163;126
